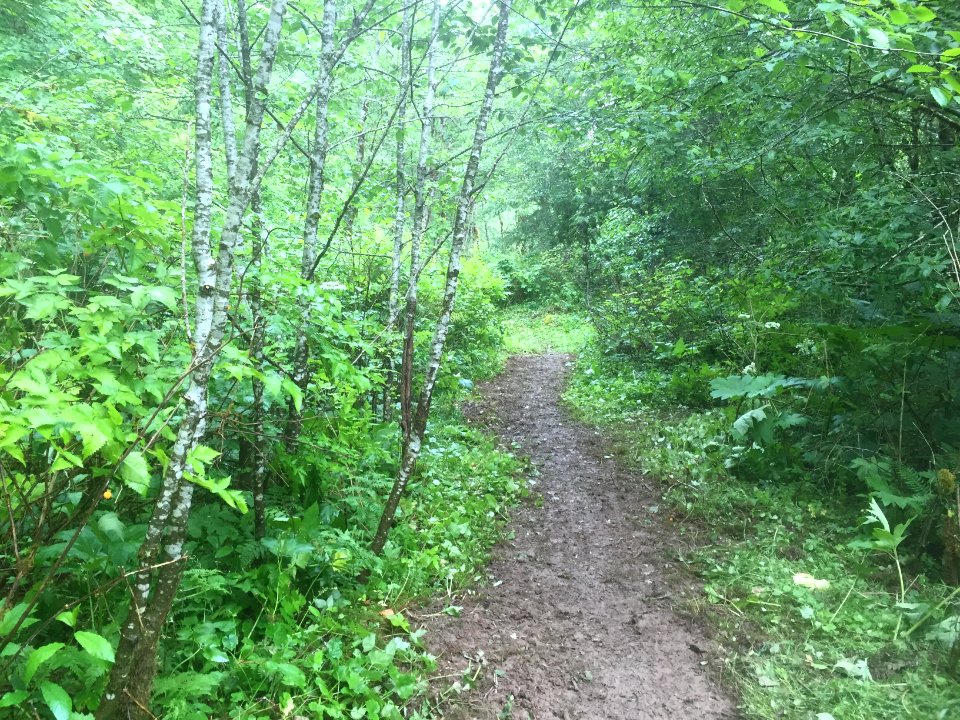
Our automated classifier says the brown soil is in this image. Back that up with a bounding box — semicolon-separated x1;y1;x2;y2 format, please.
417;354;737;720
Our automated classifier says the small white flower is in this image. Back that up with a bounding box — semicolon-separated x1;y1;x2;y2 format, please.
763;321;780;330
737;313;751;320
742;362;756;375
796;339;817;356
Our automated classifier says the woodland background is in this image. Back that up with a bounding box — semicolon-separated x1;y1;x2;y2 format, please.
1;0;960;717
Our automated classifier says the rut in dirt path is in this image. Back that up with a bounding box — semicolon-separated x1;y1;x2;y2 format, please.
419;354;737;720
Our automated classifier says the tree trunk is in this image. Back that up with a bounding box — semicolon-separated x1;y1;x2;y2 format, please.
399;0;441;443
285;0;337;450
237;0;269;540
97;1;288;716
371;0;511;555
382;3;413;420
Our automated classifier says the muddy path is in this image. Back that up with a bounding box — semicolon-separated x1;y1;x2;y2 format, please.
417;354;737;720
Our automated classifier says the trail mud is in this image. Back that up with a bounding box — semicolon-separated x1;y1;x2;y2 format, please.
418;354;737;720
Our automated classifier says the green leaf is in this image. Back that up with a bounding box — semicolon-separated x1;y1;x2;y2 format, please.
56;608;78;628
130;284;178;311
756;0;789;13
97;512;125;540
733;407;769;440
189;444;221;465
76;421;110;459
906;64;937;73
866;28;889;49
24;642;64;684
710;373;805;399
0;691;29;708
0;602;32;636
911;5;935;22
863;496;891;533
888;9;909;25
931;86;953;107
75;630;115;663
40;681;71;720
282;377;304;412
119;451;151;495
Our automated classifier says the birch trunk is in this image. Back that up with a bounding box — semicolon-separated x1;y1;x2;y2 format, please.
97;1;288;715
249;195;268;540
387;3;413;327
400;0;440;441
237;0;268;539
382;2;413;421
285;0;338;450
371;0;511;555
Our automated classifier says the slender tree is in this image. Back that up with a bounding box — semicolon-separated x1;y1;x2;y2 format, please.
96;1;289;715
286;0;338;449
372;0;512;554
399;0;440;442
388;2;414;329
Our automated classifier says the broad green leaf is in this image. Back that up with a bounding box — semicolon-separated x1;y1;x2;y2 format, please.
888;9;909;25
50;447;83;472
76;421;110;459
866;28;889;49
756;0;789;13
911;5;935;22
710;373;805;399
24;642;64;684
733;407;769;440
75;630;115;663
130;284;178;311
906;64;937;73
119;451;151;495
97;512;125;540
189;444;221;465
282;377;304;412
931;86;952;107
0;691;28;708
0;602;33;636
40;681;71;720
56;608;78;628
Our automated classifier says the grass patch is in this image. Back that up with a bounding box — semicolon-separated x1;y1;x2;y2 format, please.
564;346;960;720
501;306;593;355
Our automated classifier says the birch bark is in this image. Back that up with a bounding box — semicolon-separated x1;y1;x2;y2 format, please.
400;0;440;441
97;1;289;715
237;0;269;539
387;3;413;328
371;0;511;554
285;0;338;449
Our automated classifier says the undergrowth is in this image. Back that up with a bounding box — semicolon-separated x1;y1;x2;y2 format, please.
5;414;524;719
562;344;960;720
167;418;526;719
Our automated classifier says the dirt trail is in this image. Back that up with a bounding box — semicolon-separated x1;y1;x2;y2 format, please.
418;354;737;720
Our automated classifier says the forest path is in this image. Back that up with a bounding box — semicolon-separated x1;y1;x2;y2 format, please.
418;354;737;720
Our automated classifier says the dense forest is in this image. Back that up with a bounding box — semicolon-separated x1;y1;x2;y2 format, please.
1;0;960;718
